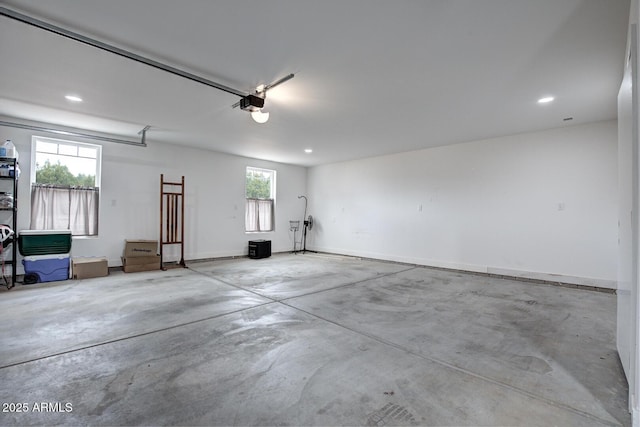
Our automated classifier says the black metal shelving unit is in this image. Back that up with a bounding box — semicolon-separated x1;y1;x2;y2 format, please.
0;157;18;289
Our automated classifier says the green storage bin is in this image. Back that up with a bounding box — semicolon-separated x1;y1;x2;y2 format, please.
18;230;72;256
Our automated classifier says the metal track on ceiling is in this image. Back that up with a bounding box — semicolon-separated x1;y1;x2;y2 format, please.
0;6;248;98
0;120;147;147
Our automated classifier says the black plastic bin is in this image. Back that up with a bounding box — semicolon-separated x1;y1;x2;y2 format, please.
248;240;271;259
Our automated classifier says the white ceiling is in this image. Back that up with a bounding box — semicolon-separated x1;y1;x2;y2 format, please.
0;0;630;167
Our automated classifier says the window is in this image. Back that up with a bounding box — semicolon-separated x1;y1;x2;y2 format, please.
30;137;101;236
245;167;275;232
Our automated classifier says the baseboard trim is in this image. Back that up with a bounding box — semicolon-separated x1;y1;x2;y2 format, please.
308;247;617;294
139;249;616;294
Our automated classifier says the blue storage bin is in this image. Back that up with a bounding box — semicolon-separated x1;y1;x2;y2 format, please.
22;254;70;283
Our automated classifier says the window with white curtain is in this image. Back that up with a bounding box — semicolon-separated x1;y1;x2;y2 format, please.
30;137;101;236
245;167;275;232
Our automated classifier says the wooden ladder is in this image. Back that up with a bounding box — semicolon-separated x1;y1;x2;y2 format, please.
160;174;186;269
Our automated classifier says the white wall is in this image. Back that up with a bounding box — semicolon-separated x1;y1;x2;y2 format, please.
0;123;307;268
617;22;636;397
307;120;618;288
617;0;640;422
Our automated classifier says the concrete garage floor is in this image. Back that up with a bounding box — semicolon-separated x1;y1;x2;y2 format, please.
0;253;630;426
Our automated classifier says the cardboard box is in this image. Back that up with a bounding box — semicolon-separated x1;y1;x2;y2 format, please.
72;257;108;279
122;255;161;273
123;240;158;258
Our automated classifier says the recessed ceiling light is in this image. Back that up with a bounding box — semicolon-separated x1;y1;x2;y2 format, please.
537;96;554;104
65;95;83;102
304;148;313;153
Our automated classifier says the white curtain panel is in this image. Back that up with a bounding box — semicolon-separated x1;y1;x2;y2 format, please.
70;187;99;235
30;185;99;236
245;198;274;232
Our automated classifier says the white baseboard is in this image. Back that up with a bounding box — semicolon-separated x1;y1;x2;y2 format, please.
310;246;617;290
486;266;615;289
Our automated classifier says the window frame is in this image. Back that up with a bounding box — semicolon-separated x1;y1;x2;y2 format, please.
245;166;276;200
245;166;276;233
31;136;102;188
30;136;103;237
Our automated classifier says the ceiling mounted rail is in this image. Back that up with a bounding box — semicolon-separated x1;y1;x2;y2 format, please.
231;73;295;109
138;125;151;145
0;6;247;98
0;120;147;147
